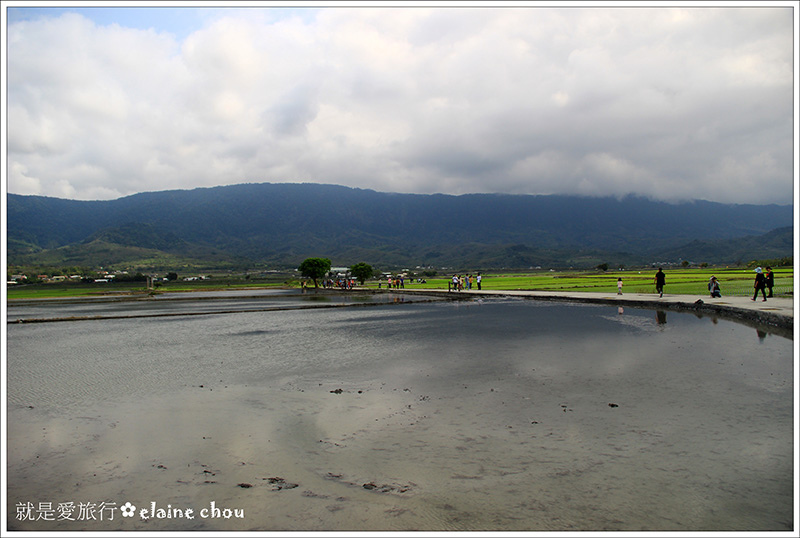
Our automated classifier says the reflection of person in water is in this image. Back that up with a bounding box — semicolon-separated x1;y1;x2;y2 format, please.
757;329;767;342
655;310;667;325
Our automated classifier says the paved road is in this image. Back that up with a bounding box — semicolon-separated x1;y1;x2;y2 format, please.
396;288;794;332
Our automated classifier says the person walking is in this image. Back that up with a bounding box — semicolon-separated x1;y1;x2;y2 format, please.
654;268;666;298
617;278;623;295
752;267;767;301
765;266;774;297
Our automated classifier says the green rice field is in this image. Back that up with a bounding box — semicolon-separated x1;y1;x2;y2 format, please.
371;267;794;297
6;267;793;300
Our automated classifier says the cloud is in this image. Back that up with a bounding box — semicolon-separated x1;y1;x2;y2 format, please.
5;6;795;204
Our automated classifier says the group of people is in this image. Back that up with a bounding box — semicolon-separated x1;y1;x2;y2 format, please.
448;273;482;291
708;266;775;301
751;266;775;301
377;276;430;289
379;275;405;289
312;278;356;289
652;266;776;301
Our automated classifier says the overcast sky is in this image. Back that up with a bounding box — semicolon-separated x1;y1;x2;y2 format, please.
3;2;797;204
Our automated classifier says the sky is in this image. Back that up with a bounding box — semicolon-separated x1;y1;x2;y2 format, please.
2;1;798;204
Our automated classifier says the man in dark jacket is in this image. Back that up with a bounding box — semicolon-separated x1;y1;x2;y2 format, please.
765;266;774;297
654;268;666;298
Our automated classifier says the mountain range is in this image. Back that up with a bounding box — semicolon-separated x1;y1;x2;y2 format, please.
6;182;794;271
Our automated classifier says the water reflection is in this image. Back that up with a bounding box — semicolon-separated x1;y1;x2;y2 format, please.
5;298;793;532
6;291;434;322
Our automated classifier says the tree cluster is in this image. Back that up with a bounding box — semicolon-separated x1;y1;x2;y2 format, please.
747;256;793;268
298;258;331;288
298;258;377;287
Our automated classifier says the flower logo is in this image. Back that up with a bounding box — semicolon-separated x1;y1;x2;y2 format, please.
120;502;136;518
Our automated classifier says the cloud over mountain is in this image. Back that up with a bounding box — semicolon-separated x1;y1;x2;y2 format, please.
6;6;795;203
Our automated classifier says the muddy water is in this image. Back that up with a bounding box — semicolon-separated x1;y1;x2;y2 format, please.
5;296;794;531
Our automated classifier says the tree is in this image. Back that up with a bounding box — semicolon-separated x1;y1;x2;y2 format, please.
166;272;178;281
596;263;609;272
350;262;374;285
299;257;331;288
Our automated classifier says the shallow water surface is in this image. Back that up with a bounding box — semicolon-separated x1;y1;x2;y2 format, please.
6;295;794;531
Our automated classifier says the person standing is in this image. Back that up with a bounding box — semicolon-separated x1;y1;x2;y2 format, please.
654;268;666;298
765;266;774;297
752;267;767;301
476;273;482;290
617;278;623;295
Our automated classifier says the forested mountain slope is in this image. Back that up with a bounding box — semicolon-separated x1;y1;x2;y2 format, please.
7;182;793;269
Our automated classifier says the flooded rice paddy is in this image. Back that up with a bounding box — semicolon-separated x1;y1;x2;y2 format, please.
5;290;794;532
